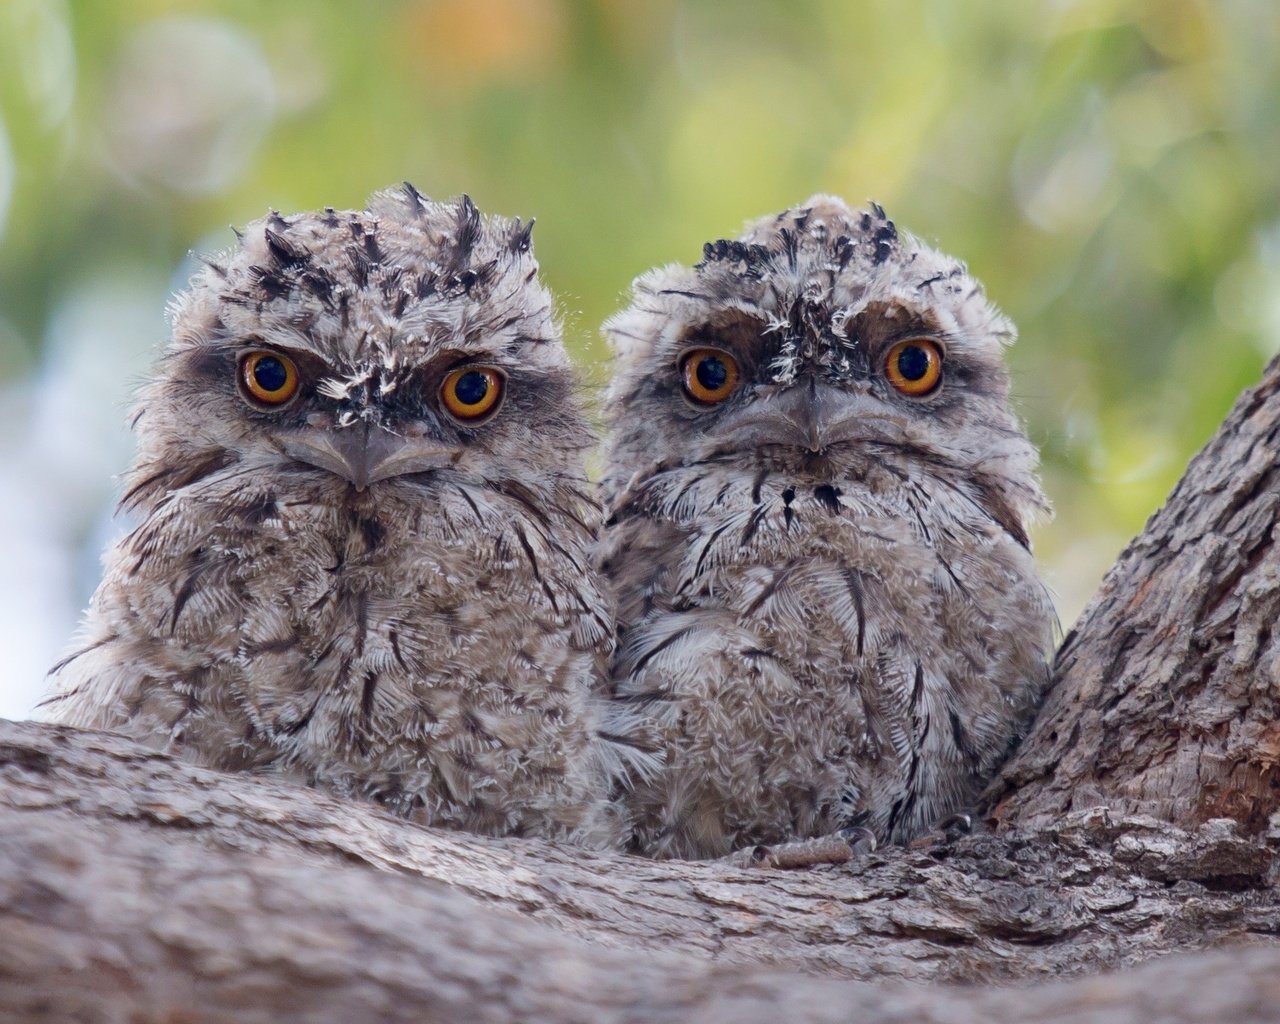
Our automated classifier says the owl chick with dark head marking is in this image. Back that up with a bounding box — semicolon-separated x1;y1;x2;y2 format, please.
599;195;1055;859
41;184;645;842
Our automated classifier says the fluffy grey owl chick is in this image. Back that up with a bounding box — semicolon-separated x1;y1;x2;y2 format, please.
41;184;645;842
599;195;1055;859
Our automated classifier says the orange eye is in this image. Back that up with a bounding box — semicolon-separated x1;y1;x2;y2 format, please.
884;339;943;396
441;365;505;422
239;350;300;406
680;348;740;405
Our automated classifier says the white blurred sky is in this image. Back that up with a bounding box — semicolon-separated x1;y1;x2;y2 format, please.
0;271;166;719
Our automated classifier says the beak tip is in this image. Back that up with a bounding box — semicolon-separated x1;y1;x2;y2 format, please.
282;427;452;487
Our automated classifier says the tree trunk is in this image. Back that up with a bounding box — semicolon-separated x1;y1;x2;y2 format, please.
989;352;1280;834
3;354;1279;1023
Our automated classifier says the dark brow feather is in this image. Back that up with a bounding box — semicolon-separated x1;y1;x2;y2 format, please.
866;439;1030;549
46;634;118;677
607;452;741;521
119;449;239;512
487;478;596;535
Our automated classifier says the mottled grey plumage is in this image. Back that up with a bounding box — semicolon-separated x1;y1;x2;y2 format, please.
41;184;646;843
599;195;1055;859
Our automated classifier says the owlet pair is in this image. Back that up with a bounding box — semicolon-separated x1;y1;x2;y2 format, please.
40;184;1055;858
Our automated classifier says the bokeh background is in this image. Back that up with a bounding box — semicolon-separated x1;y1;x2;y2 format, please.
1;0;1277;719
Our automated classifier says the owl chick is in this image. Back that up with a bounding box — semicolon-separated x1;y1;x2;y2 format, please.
599;195;1055;860
41;184;644;842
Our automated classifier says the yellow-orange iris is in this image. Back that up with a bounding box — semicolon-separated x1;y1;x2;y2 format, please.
884;339;943;396
680;348;740;405
441;366;505;421
240;350;300;406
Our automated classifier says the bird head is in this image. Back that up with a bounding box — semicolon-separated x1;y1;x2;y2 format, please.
124;185;592;511
602;195;1048;541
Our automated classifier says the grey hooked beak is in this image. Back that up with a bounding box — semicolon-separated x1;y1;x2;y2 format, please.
727;378;858;454
280;422;452;490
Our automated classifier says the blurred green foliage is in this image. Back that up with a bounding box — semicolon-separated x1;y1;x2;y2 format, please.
1;0;1278;621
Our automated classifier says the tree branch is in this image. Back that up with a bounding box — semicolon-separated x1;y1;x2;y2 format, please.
2;717;1279;1009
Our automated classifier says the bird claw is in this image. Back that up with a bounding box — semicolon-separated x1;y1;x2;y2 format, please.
907;810;977;850
937;811;975;837
722;826;877;870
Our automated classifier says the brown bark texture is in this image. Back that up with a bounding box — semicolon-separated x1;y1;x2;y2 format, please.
990;352;1280;833
3;353;1279;1023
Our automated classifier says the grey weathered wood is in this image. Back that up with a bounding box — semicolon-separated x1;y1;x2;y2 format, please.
5;718;1279;993
2;720;1280;1023
4;756;1280;1024
2;353;1279;1021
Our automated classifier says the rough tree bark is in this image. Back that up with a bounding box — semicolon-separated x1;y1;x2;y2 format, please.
2;354;1278;1023
989;355;1280;834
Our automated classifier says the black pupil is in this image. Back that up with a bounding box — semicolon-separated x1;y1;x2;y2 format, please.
455;371;490;406
253;356;289;393
896;345;930;381
695;356;728;392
